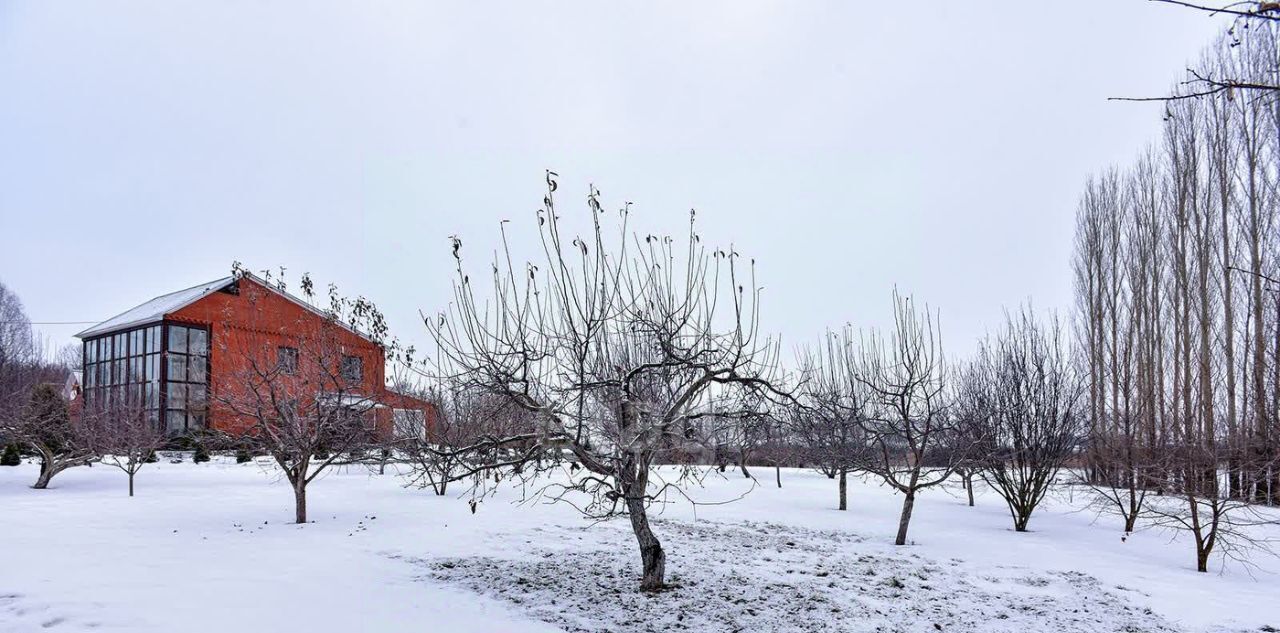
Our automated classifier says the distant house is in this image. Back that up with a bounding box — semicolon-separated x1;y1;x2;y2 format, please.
63;372;82;402
75;274;434;438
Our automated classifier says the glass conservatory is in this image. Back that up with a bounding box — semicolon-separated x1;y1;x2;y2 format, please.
81;322;209;434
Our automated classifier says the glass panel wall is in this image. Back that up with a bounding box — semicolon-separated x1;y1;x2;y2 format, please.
84;321;209;436
165;323;209;434
82;324;162;427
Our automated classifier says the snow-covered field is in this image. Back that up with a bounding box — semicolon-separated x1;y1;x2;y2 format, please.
1;458;1276;633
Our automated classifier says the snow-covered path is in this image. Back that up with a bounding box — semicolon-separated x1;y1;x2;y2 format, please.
0;458;1275;632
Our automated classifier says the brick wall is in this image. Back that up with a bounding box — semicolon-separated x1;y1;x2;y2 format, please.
168;276;405;437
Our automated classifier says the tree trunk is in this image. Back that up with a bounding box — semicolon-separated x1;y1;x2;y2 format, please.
965;473;975;507
626;495;665;592
293;481;308;524
1196;543;1210;573
895;490;916;546
775;463;782;489
128;471;135;497
31;451;70;490
1264;462;1274;508
30;451;94;489
740;461;751;479
1221;155;1239;500
32;461;54;489
1014;510;1030;532
838;467;848;511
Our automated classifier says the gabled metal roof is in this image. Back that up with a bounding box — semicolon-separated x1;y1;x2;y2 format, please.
75;277;235;339
75;274;384;347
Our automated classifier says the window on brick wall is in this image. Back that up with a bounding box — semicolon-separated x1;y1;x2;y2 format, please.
277;346;298;375
340;355;362;384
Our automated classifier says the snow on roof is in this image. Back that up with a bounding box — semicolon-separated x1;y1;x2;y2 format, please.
75;273;385;346
75;276;235;339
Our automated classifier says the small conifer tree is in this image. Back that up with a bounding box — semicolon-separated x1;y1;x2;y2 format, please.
193;441;211;464
0;444;20;466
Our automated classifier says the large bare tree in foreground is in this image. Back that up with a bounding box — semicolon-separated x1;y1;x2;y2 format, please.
429;172;784;591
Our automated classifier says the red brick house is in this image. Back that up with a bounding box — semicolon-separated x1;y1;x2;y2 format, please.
75;274;434;438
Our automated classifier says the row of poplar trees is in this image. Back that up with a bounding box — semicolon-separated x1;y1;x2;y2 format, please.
1073;24;1280;517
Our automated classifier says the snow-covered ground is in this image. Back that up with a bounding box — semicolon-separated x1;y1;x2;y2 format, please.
1;458;1276;633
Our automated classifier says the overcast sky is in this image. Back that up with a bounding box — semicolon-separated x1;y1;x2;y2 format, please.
0;1;1228;362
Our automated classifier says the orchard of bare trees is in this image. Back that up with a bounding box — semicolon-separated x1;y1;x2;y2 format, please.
793;295;972;545
3;8;1279;605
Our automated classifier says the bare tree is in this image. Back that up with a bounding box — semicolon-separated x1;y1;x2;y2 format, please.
711;392;784;480
795;326;869;511
401;380;537;496
13;382;97;489
961;308;1084;532
1073;158;1164;531
855;292;967;546
1114;5;1280;101
753;428;799;489
428;172;784;591
213;269;389;524
0;281;34;370
0;284;90;488
1143;444;1277;572
0;281;38;437
90;397;166;497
